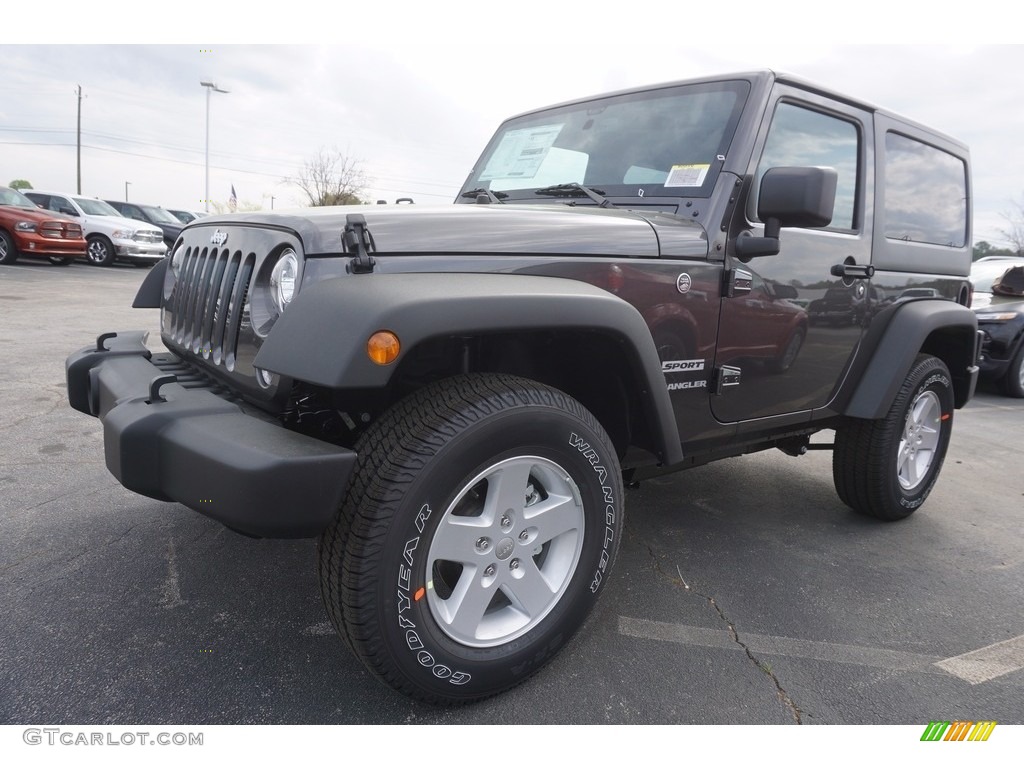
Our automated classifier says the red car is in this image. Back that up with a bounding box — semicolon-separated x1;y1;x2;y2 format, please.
0;186;86;266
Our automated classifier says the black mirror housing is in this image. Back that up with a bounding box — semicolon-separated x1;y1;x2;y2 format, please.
758;166;838;229
735;167;838;259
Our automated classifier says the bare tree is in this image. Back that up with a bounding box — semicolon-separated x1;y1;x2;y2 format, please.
999;194;1024;256
288;146;369;207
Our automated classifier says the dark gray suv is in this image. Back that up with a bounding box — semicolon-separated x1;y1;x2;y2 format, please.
103;200;183;249
69;71;981;705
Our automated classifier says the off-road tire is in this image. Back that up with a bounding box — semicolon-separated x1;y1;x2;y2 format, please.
833;354;954;520
316;373;624;704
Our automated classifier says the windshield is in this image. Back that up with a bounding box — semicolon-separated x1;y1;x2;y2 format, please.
971;259;1024;293
140;205;181;225
75;197;122;217
0;187;38;209
461;80;749;201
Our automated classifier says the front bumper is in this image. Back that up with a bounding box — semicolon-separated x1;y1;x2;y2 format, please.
14;232;86;257
977;322;1023;380
66;331;357;538
114;241;167;259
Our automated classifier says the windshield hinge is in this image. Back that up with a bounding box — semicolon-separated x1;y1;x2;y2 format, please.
712;365;742;395
344;213;376;274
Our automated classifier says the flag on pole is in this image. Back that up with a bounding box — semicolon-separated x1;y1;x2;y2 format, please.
229;184;237;212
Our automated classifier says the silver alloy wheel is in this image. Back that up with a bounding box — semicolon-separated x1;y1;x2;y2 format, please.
426;455;585;648
896;390;941;491
87;238;112;265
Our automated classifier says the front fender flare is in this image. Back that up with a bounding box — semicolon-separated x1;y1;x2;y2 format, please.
254;272;682;464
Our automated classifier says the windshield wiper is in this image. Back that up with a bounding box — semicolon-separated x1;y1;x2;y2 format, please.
533;183;615;208
460;188;507;204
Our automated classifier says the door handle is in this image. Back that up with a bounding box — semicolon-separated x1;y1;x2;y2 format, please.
830;262;875;279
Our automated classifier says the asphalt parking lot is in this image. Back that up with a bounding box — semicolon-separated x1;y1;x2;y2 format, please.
1;261;1022;725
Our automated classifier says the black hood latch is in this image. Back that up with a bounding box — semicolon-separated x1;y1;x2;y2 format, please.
344;213;376;274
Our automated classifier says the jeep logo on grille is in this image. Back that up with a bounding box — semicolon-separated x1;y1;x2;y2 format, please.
210;229;228;246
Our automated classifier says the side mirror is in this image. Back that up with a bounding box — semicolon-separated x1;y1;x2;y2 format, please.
735;166;838;258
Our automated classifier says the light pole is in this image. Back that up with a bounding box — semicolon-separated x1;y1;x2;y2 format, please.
125;181;131;201
200;80;229;213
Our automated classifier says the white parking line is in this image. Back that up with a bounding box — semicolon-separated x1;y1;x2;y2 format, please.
619;616;942;672
934;634;1024;684
621;617;1024;684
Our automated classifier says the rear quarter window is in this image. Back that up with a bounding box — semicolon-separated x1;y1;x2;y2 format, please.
884;132;967;247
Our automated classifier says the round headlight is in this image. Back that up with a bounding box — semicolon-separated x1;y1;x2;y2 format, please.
270;249;299;312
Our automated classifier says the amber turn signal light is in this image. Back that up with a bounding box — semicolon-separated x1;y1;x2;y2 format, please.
367;331;401;365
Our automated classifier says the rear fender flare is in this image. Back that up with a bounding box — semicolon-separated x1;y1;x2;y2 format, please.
842;300;979;419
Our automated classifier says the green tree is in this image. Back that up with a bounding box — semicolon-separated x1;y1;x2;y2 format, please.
9;179;32;190
972;241;1014;261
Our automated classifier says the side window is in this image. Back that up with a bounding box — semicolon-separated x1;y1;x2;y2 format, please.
755;102;860;231
884;132;967;247
53;197;77;216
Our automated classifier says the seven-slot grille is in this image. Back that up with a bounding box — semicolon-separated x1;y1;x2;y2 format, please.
166;246;254;371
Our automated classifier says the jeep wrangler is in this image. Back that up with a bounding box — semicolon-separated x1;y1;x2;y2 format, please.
66;70;980;704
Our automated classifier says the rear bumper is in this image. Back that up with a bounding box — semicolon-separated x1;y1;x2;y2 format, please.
66;331;357;538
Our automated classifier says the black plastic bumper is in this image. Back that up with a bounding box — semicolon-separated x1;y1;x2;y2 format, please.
66;331;357;538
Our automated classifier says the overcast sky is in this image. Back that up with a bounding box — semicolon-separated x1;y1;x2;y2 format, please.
3;5;1021;247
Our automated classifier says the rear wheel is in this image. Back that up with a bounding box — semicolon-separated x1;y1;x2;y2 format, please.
86;236;115;266
317;373;623;704
0;231;18;264
833;354;954;520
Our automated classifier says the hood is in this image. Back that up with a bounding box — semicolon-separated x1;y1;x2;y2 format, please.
90;214;162;234
190;204;709;259
0;204;74;224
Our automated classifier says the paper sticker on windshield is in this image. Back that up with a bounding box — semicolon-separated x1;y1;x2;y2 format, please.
664;164;710;188
479;123;564;181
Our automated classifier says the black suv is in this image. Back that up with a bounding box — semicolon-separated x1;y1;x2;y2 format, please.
68;71;980;704
103;200;183;249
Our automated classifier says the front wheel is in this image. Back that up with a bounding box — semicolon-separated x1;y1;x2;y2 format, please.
317;373;624;704
833;354;954;520
86;236;115;266
0;231;18;264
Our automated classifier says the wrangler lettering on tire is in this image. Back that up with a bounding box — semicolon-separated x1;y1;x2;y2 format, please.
316;373;623;704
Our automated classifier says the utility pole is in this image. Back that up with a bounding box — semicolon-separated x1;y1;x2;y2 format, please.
200;81;229;212
76;85;83;194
